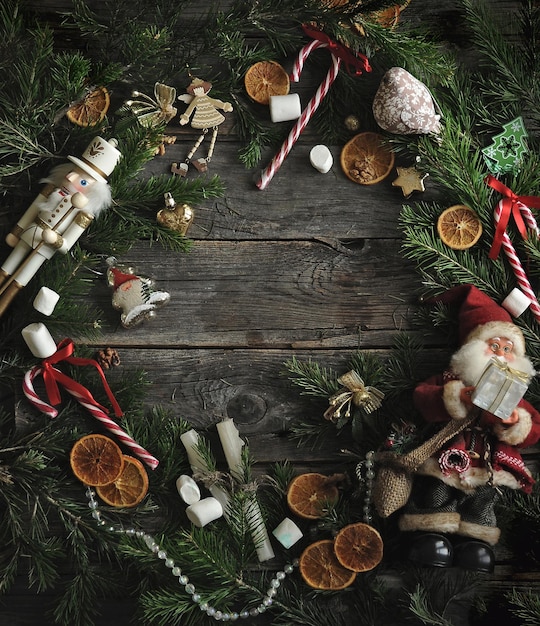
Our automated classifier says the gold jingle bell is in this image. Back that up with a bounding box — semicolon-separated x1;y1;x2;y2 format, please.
157;192;194;236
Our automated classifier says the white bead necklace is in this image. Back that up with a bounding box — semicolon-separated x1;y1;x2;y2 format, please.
85;487;298;622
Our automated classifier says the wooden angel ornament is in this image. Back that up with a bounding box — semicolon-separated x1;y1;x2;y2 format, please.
171;77;233;177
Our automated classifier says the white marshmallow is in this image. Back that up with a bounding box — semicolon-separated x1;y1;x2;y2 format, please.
176;475;201;505
186;497;223;527
309;145;333;173
269;94;301;123
33;286;60;316
21;323;57;358
272;517;303;548
501;288;531;317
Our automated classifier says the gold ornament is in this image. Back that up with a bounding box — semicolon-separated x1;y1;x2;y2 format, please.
344;114;360;132
157;192;194;236
324;370;384;422
391;165;429;198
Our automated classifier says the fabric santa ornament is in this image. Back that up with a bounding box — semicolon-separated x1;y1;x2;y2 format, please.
398;284;540;572
107;263;170;328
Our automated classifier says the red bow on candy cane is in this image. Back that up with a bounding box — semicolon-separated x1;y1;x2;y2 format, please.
40;338;123;417
301;24;371;76
486;174;540;260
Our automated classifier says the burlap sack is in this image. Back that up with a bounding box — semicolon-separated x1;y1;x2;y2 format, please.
372;414;476;518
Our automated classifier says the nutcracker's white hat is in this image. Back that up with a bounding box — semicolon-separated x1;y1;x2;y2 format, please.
68;137;121;183
428;284;526;356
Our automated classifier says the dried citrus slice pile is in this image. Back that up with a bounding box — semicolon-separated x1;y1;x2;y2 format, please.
244;61;290;105
66;86;110;127
333;522;384;572
340;132;395;185
70;434;124;487
437;204;483;250
96;455;149;508
286;473;340;519
299;539;357;590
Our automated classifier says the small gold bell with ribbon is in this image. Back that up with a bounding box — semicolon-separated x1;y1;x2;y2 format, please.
324;370;384;422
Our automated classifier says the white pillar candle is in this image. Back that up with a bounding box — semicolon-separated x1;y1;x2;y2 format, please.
309;145;333;174
176;474;201;505
217;418;275;562
180;429;231;512
186;496;223;527
33;286;60;316
269;93;301;123
21;323;57;358
502;288;531;317
272;517;303;549
215;418;244;479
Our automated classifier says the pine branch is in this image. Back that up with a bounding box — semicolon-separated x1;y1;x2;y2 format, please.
505;588;540;626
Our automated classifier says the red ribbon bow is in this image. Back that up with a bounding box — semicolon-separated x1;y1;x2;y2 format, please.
302;24;371;76
486;174;540;260
41;338;123;418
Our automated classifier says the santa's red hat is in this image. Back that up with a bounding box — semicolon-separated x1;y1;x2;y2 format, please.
107;267;136;290
429;284;526;356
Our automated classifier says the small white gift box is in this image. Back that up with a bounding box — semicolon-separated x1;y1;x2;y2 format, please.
471;358;531;421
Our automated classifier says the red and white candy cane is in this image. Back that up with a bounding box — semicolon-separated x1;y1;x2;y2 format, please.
495;208;540;323
23;340;159;470
256;26;370;190
486;174;540;323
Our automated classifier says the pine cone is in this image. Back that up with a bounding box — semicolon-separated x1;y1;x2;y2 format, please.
95;347;121;369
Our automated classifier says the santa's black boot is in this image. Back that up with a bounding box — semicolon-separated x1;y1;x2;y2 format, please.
406;532;454;567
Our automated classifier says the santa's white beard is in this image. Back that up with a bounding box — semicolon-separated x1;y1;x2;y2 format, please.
450;338;535;386
40;163;112;216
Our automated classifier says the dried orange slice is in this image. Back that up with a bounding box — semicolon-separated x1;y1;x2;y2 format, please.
66;86;110;127
96;455;149;508
70;434;124;487
340;132;395;185
299;540;356;590
333;523;384;572
244;61;290;105
437;205;483;250
287;473;340;520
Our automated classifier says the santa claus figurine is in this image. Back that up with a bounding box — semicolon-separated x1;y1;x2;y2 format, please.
401;284;540;572
0;137;121;317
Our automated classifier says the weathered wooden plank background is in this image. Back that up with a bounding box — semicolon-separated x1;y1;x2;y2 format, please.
3;0;537;624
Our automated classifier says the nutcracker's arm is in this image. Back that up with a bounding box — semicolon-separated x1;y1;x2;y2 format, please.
5;183;56;247
53;210;94;254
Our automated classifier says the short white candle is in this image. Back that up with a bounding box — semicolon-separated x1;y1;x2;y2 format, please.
501;288;531;317
216;418;244;479
269;94;301;123
186;497;223;527
21;323;57;358
272;517;303;549
309;145;333;174
245;498;275;561
176;475;201;505
33;286;60;316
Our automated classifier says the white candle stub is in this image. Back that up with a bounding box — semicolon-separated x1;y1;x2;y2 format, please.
272;517;303;549
501;288;531;317
186;496;223;527
309;145;333;173
176;475;201;505
269;94;301;123
33;286;60;316
216;418;245;478
21;322;57;358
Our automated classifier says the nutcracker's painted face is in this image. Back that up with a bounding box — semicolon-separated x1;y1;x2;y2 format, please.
62;168;97;195
485;336;515;362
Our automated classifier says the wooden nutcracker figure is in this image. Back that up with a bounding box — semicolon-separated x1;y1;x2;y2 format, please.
0;137;121;317
171;77;233;177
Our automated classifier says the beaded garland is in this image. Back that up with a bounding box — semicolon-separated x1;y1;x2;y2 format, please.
85;487;298;621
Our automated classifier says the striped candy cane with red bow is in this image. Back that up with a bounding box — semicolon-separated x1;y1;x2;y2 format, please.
486;175;540;323
256;26;371;190
22;339;159;470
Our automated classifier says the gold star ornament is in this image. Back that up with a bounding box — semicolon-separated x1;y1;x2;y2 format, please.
392;166;429;198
